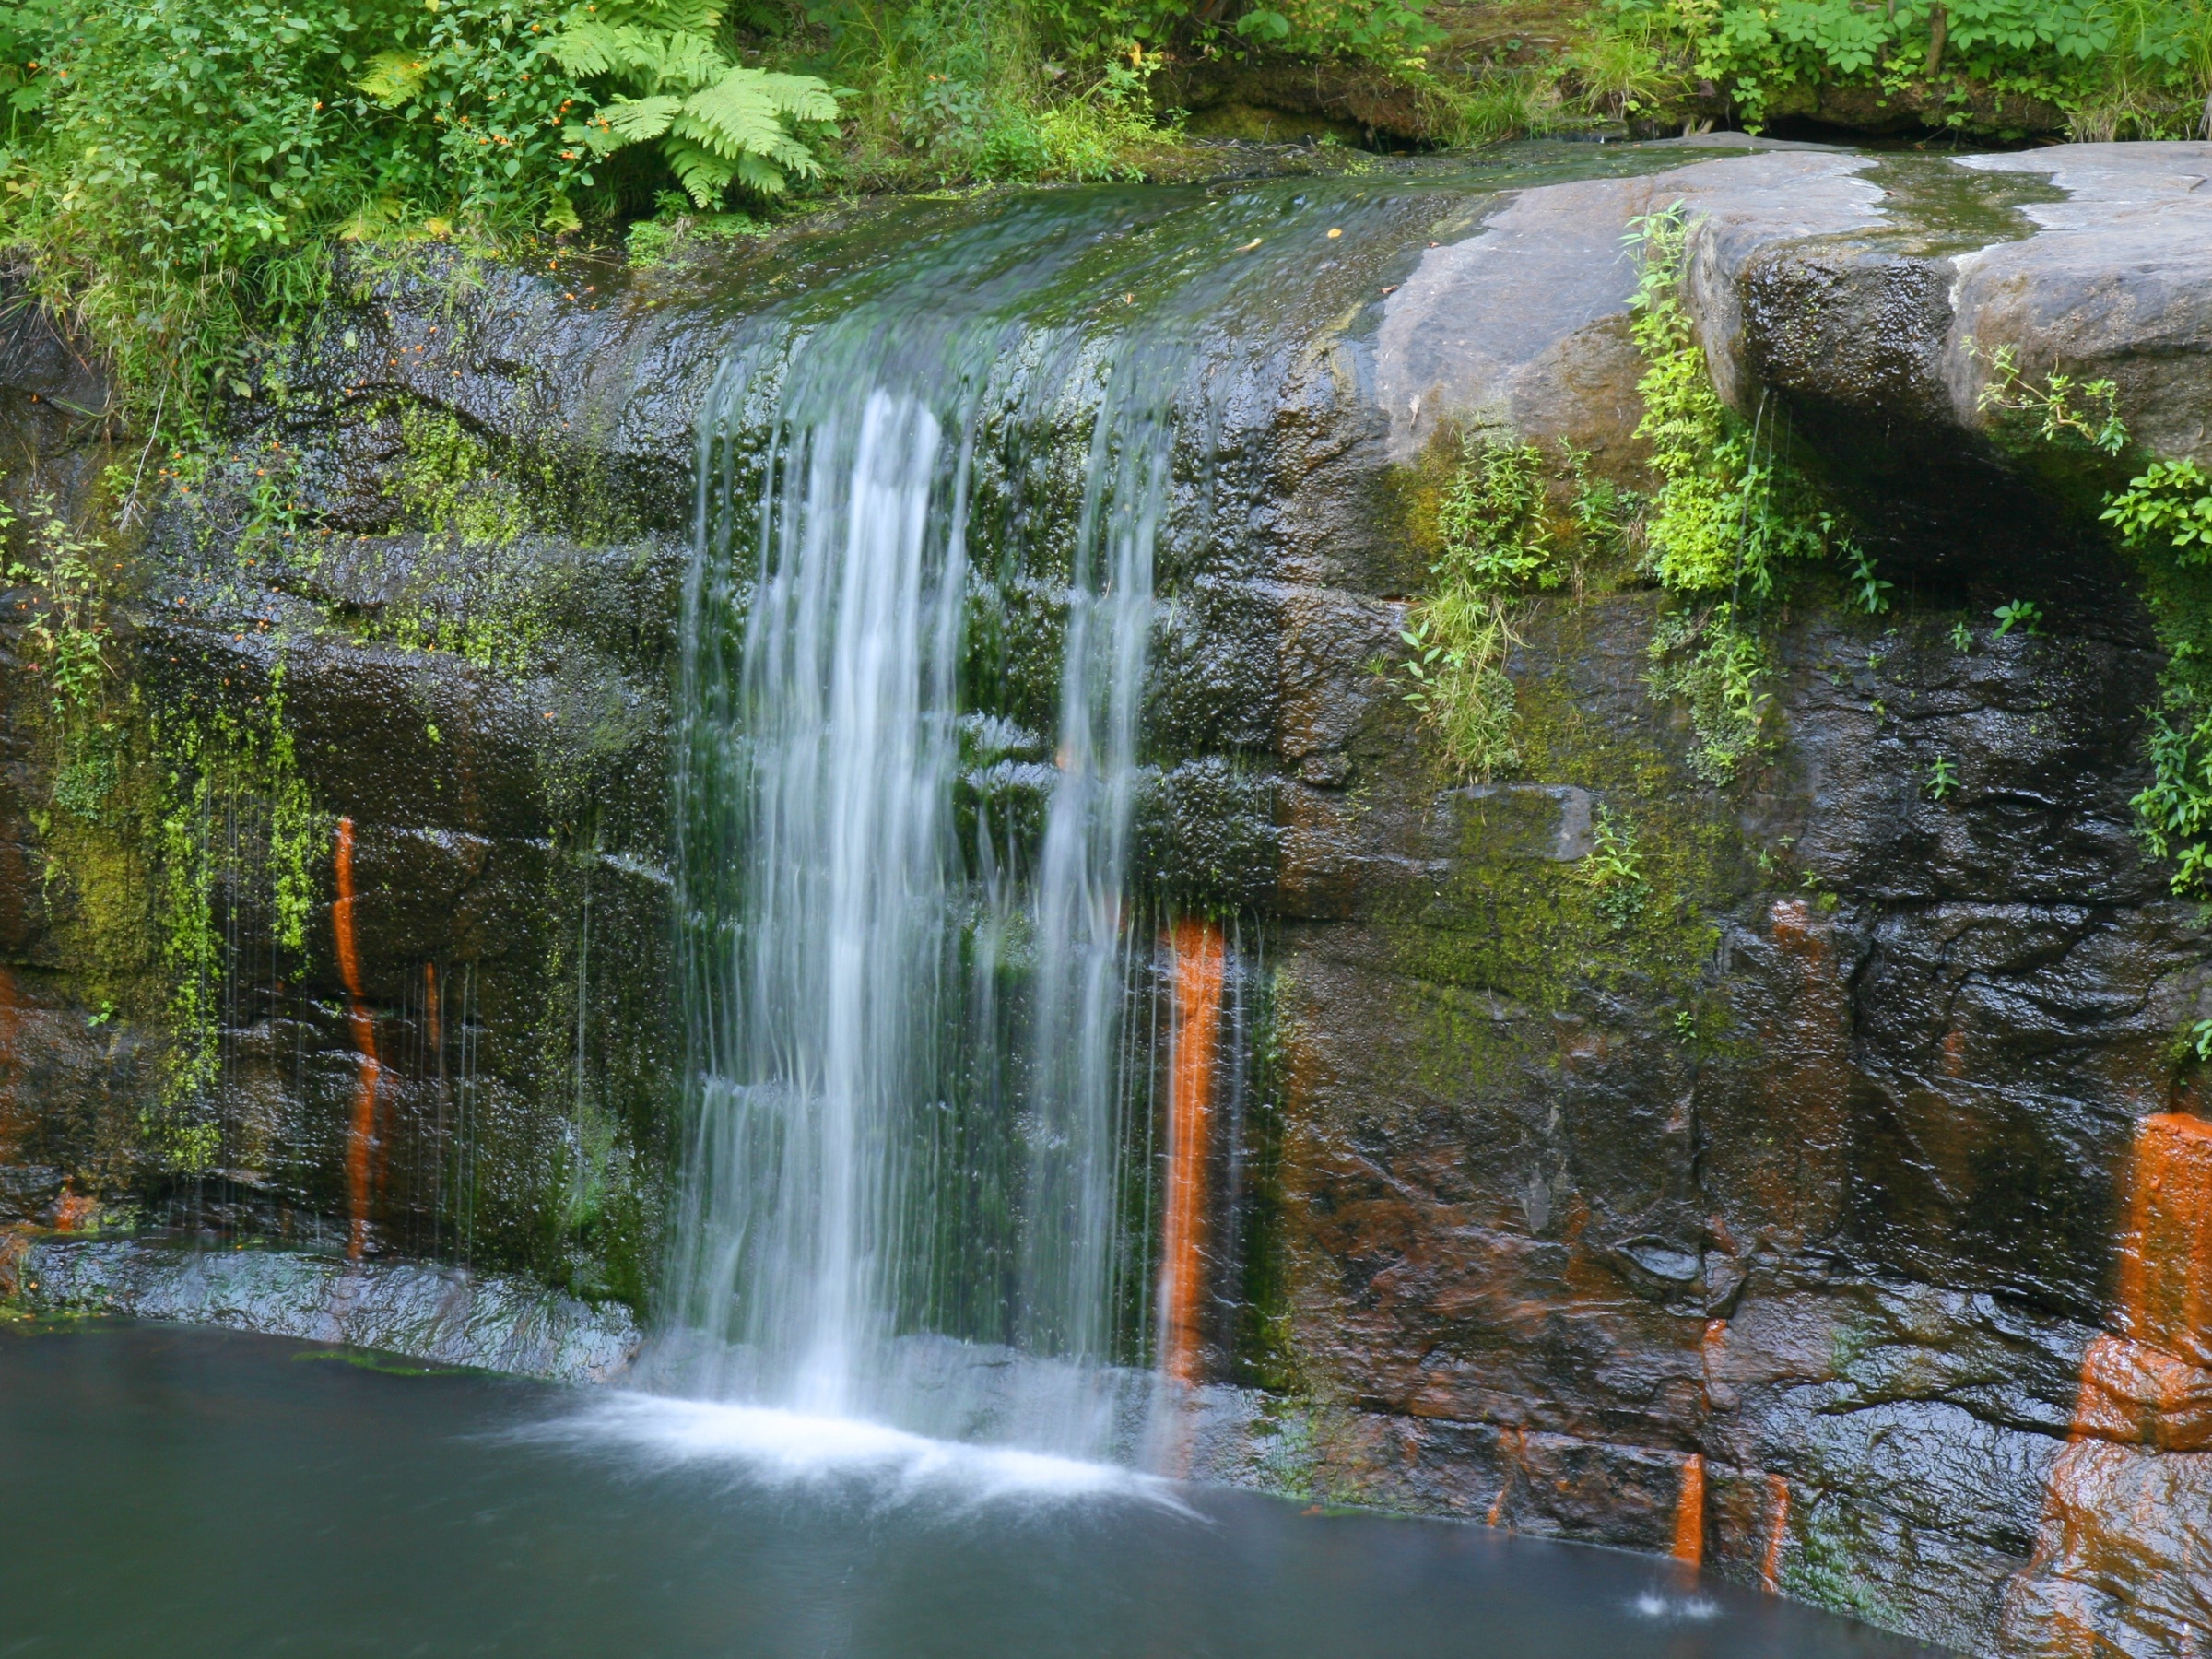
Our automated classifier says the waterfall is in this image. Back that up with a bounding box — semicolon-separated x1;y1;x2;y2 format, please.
655;201;1202;1459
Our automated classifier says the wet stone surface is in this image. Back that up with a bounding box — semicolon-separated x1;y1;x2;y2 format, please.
4;141;2212;1658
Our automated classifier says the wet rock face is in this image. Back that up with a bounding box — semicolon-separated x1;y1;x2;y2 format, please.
1259;140;2212;1658
5;142;2212;1657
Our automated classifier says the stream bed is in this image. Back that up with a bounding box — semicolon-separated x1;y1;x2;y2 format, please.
0;1320;1947;1658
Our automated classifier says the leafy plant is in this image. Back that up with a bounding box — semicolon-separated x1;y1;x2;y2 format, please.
1623;204;1865;783
1626;204;1830;600
1578;803;1649;929
1845;541;1892;614
2104;458;2212;554
1592;0;2212;136
540;0;838;205
1993;597;2042;637
1398;433;1630;778
1925;754;1958;801
1648;604;1772;784
0;0;839;428
4;497;112;717
1971;339;2127;454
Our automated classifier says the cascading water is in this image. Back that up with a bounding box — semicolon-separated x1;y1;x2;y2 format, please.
652;182;1453;1464
653;200;1203;1459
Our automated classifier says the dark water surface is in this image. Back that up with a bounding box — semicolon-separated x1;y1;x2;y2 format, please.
0;1322;1946;1659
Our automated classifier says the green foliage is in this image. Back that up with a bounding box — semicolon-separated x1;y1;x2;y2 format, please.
1971;339;2127;454
543;0;838;206
1398;433;1632;779
146;680;322;1145
1647;603;1771;783
1576;802;1649;928
1627;205;1831;601
2101;449;2212;900
1624;205;1867;785
0;0;835;425
2104;457;2212;552
1845;542;1892;615
1591;0;2212;135
4;497;112;717
1925;753;1958;801
1992;596;2042;637
1990;354;2212;902
1059;0;1440;64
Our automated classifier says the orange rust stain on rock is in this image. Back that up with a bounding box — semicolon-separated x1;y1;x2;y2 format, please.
1769;895;1817;947
1671;1453;1705;1567
2003;1112;2212;1651
2048;1112;2212;1453
51;1187;95;1231
1760;1474;1790;1594
2069;1333;2212;1453
335;818;382;1262
1941;1025;1967;1079
2111;1112;2212;1368
1159;918;1225;1388
1486;1427;1526;1527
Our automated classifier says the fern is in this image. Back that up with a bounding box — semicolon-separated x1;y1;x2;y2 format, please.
547;1;838;204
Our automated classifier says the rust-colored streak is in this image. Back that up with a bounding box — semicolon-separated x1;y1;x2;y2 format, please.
1761;1474;1790;1593
2002;1110;2212;1647
1670;1453;1706;1567
1159;918;1226;1388
335;818;380;1261
2111;1112;2212;1367
426;962;441;1063
52;1186;95;1232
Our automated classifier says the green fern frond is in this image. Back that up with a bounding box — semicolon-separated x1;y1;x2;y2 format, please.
549;8;837;205
749;71;839;124
651;30;729;91
356;51;429;106
732;149;795;194
677;68;832;159
606;0;724;34
547;20;688;79
660;136;739;205
598;94;684;144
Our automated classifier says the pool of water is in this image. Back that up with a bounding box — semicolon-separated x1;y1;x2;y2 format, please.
0;1322;1947;1658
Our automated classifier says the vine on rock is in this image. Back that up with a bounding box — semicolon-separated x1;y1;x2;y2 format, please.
1625;202;1868;784
1966;342;2212;907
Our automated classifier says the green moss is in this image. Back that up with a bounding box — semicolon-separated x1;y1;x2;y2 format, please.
29;618;327;1176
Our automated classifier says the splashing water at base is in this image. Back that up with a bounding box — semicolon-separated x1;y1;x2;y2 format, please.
0;1323;1952;1659
535;1392;1186;1510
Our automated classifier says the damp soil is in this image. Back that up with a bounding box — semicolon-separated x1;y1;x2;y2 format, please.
0;1321;1953;1658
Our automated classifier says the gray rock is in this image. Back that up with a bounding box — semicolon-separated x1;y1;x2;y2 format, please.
19;1235;640;1383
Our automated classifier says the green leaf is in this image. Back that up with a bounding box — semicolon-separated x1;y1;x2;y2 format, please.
596;92;682;144
355;49;427;105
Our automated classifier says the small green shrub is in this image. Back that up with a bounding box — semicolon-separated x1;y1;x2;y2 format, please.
4;498;112;718
1589;0;2212;136
1398;433;1631;778
1577;803;1649;928
0;0;836;424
